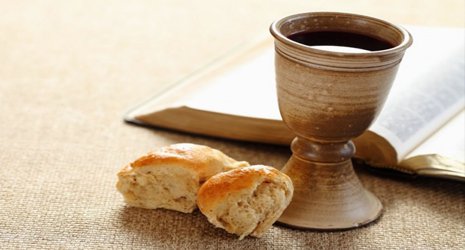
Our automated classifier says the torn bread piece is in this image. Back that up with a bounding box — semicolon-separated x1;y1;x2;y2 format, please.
197;165;294;239
116;143;249;213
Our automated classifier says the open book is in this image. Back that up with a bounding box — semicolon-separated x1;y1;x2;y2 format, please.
125;26;465;181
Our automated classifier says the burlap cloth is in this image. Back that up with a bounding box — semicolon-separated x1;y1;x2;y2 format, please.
1;1;464;249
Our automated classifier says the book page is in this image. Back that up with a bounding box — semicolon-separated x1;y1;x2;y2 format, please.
369;27;465;161
406;110;465;162
181;46;279;120
395;110;465;181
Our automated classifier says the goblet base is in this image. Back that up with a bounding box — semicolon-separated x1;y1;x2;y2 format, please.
278;155;383;230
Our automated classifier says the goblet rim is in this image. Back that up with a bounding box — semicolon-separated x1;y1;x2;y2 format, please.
270;11;413;58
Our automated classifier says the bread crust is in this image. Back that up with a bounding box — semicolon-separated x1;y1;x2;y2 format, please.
197;165;294;239
198;166;285;209
116;143;249;212
125;143;248;181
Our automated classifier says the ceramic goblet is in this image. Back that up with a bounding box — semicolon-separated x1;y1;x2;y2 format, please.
270;12;412;229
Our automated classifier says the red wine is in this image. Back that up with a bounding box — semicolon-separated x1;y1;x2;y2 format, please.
287;31;394;51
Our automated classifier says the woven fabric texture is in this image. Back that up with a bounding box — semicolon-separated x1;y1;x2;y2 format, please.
1;1;464;249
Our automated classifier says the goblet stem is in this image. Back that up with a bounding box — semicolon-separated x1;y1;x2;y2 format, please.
278;137;383;229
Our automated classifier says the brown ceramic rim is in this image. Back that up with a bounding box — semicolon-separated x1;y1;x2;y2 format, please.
270;12;413;69
270;12;412;58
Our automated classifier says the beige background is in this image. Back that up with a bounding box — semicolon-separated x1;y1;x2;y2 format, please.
1;0;464;249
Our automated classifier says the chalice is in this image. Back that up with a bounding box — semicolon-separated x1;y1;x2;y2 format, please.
270;12;412;229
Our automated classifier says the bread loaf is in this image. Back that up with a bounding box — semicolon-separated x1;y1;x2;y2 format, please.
116;143;249;213
197;165;294;239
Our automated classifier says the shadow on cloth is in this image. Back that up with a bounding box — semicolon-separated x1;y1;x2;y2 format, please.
355;162;465;225
115;206;273;244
